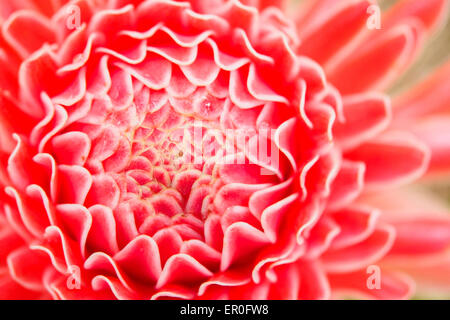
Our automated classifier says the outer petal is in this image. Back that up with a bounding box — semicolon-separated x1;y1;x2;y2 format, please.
345;132;430;189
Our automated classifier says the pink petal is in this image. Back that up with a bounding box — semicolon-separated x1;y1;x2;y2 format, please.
7;247;50;291
57;165;92;204
86;205;119;255
51;131;91;166
3;11;56;59
329;269;415;299
345;132;430;189
322;225;395;273
114;235;162;284
221;222;270;271
327;160;365;211
389;218;450;256
334;93;391;151
329;207;380;250
156;254;213;289
297;0;373;65
327;23;422;94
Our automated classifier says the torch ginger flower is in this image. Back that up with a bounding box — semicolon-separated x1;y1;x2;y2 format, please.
0;0;449;300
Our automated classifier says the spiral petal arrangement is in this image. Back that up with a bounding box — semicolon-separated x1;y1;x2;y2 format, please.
0;0;449;300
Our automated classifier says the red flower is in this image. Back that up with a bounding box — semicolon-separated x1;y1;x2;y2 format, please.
0;0;449;299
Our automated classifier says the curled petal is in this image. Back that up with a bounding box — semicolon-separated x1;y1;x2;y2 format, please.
322;225;395;273
221;222;270;271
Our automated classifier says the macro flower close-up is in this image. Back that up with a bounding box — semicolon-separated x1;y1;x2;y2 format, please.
0;0;449;300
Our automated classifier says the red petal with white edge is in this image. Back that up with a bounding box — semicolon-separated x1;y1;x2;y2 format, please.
206;39;249;71
322;225;395;273
297;0;373;65
153;228;183;267
213;183;271;214
106;68;133;109
2;11;56;59
0;94;34;152
7;247;51;291
0;222;24;267
304;148;341;199
329;270;415;300
167;65;196;98
51;132;91;166
57;165;92;204
103;136;132;173
389;218;450;256
204;215;224;252
114;235;162;284
33;226;83;273
221;222;270;271
334;94;391;151
151;284;196;300
305;216;340;259
180;240;221;272
85;175;120;209
228;279;271;299
156;254;213;289
91;275;142;300
329;206;380;250
229;66;265;109
52;68;87;107
327;23;422;94
221;206;260;232
3;0;449;301
56;204;92;259
147;32;198;66
410;117;450;175
327;160;365;211
198;267;252;297
268;263;300;300
114;203;139;248
84;252;137;294
18;50;56;117
253;232;298;284
293;198;322;245
295;0;348;34
383;0;449;34
345;132;430;189
44;269;115;300
0;0;37;20
261;193;299;243
219;162;278;185
115;52;172;90
180;42;220;86
88;5;133;36
97;35;148;66
5;186;49;237
297;259;330;300
0;275;44;300
7;134;46;190
248;178;292;219
247;64;288;104
86;205;119;256
88;125;121;162
380;253;450;294
393;60;450;121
